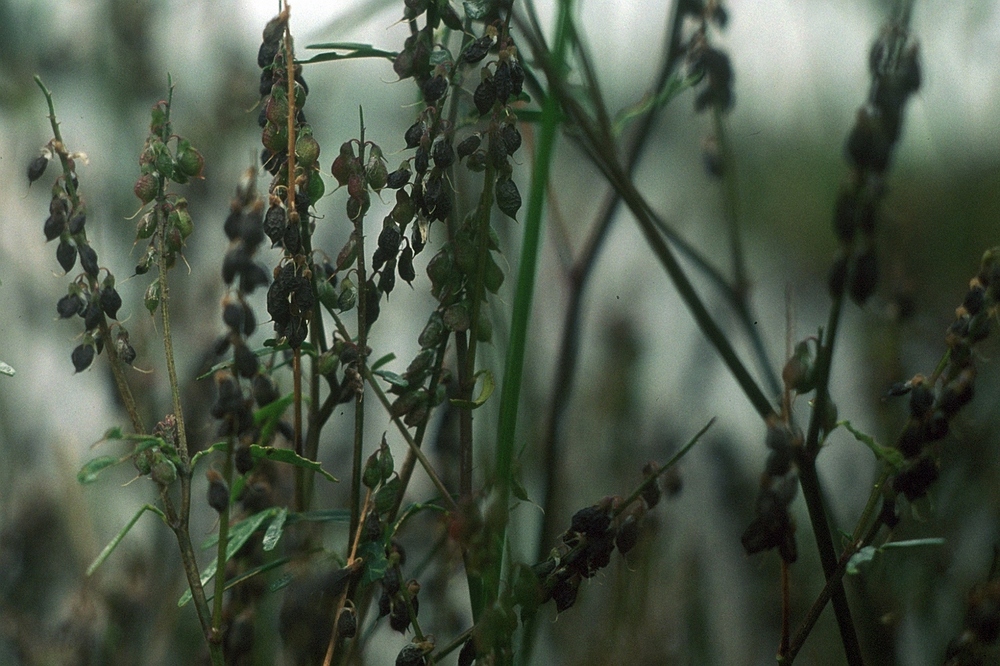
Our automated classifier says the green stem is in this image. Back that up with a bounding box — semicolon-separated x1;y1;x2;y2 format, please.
486;0;574;614
210;438;235;636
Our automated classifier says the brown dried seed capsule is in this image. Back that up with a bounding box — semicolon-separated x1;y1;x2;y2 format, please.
72;343;95;373
56;239;77;273
133;173;158;204
27;155;49;183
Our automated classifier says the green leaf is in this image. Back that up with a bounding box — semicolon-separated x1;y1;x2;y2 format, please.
285;509;351;525
86;504;166;576
77;455;122;484
299;42;398;65
846;546;877;575
262;507;289;552
841;420;904;471
200;507;278;550
0;361;15;377
181;508;278;607
254;393;295;427
250;445;338;483
449;369;494;409
190;441;231;471
103;426;124;440
205;556;292;603
358;541;389;587
374;369;408;389
511;472;530;503
371;353;396;371
269;573;294;593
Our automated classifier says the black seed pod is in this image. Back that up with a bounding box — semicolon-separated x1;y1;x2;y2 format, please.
263;206;286;246
234;341;259;378
44;215;64;242
413;147;429;175
79;244;99;278
552;575;580;613
252;374;279;407
570;506;611;537
56;239;77;272
57;293;84;319
458;638;477;666
68;213;86;235
365;277;380;330
235;446;254;475
223;301;245;332
909;383;934;419
457;134;481;160
833;188;857;244
337;607;357;638
846;108;892;173
372;246;389;273
422;74;447;103
501;124;521;156
395;644;426;666
100;286;122;320
72;344;95;373
432;138;455;169
84;300;103;331
386;168;411;189
849;248;878;305
474;77;496;116
494;60;512;104
615;515;640;555
379;260;396;295
118;340;136;365
463;35;493;63
509;59;525;97
258;40;279;68
27;155;49;183
207;470;230;512
378;225;402;254
240;262;270;294
404;121;424;149
398;246;415;285
496;178;521;219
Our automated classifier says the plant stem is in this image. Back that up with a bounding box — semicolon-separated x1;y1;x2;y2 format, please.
210;437;235;637
350;108;369;543
485;0;574;615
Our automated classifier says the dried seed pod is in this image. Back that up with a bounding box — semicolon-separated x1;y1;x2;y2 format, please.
422;74;447;103
386;166;411;189
828;254;849;298
615;515;640;555
100;286;122;320
263;205;286;246
463;35;493;63
72;343;95;373
378;224;402;255
83;300;102;331
206;469;230;513
56;239;77;273
474;76;497;116
846;107;892;173
496;178;521;219
501;123;521;156
79;244;99;277
456;134;481;160
509;59;525;97
398;246;416;286
57;293;84;319
404;122;424;150
432;138;455;169
68;212;86;235
395;644;426;666
337;607;357;638
379;259;397;295
27;154;49;183
133;173;158;204
494;60;512;104
44;215;64;242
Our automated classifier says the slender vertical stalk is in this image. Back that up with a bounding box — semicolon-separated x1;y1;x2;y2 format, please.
349;108;369;543
210;439;235;634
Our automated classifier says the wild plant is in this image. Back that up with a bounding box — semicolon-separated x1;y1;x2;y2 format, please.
20;0;1000;664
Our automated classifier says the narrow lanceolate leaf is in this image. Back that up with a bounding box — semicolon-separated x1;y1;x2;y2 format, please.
77;456;122;484
86;504;166;576
249;444;338;483
181;508;279;607
300;42;397;64
262;507;289;552
841;420;904;471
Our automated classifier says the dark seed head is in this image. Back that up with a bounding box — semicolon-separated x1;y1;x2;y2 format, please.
27;155;49;183
44;215;65;242
72;343;95;373
79;244;99;277
849;248;878;305
56;239;77;273
100;286;122;320
422;74;448;103
457;134;481;160
496;178;521;219
474;76;497;116
404;121;424;149
463;35;493;64
57;293;84;319
68;213;86;235
207;470;230;512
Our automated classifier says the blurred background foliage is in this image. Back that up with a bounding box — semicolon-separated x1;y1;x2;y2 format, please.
1;0;999;664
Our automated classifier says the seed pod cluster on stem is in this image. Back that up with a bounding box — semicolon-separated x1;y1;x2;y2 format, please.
829;22;921;306
887;247;1000;501
31;129;134;373
741;420;801;563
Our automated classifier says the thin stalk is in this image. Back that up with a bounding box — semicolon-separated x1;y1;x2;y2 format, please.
210;437;235;635
486;0;574;613
350;108;369;543
711;107;748;298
